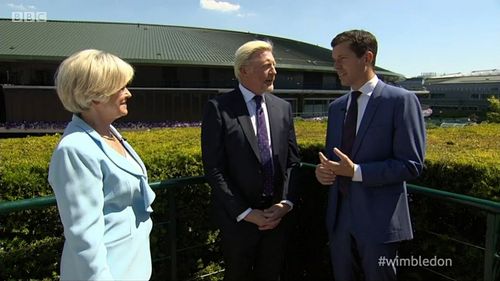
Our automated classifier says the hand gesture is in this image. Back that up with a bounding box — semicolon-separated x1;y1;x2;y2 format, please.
330;148;355;177
315;152;336;185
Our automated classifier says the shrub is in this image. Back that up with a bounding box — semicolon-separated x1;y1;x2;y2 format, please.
486;96;500;123
0;121;499;280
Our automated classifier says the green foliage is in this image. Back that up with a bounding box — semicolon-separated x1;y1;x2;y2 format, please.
296;120;500;170
426;123;499;167
486;96;500;123
399;194;485;281
1;121;499;280
0;135;60;200
0;207;63;280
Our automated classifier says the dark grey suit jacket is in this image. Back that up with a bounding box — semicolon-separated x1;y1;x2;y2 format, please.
201;87;300;227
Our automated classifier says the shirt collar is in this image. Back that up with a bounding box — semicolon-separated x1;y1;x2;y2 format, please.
352;75;379;96
239;83;266;104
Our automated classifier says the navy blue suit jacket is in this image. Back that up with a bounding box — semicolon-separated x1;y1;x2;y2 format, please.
325;80;426;243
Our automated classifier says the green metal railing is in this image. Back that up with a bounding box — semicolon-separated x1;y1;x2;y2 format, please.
306;163;500;281
1;163;500;280
408;183;500;281
0;175;207;281
149;176;207;281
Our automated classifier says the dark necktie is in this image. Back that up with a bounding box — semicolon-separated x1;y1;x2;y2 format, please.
254;95;274;196
339;91;362;195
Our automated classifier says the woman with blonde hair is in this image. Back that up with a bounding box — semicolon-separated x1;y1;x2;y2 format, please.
48;49;155;280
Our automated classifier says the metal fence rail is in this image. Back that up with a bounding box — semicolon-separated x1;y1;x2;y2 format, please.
408;183;500;281
0;175;207;281
1;163;500;280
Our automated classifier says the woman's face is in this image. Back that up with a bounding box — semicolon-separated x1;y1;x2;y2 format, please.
94;86;132;121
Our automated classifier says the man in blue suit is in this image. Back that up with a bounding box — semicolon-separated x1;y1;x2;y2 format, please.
315;30;426;281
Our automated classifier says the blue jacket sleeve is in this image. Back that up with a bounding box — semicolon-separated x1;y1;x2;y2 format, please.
48;145;114;280
360;92;426;186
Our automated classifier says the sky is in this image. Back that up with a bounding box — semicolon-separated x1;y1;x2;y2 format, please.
1;0;500;78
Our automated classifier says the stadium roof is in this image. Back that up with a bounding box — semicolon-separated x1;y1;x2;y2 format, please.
426;75;500;85
0;19;399;76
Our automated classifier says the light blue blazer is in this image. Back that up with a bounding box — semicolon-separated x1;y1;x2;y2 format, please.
48;115;156;280
325;80;426;243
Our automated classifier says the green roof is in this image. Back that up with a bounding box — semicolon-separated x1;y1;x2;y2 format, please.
0;19;399;76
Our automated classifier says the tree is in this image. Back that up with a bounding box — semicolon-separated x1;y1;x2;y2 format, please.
486;96;500;123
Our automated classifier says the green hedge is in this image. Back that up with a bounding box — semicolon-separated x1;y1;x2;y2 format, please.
0;121;499;280
2;121;498;201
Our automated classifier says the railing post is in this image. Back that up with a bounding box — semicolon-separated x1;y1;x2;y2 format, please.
169;184;177;281
484;212;500;281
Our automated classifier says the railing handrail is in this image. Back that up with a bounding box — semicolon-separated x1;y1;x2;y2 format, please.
1;163;499;280
407;184;500;213
0;175;206;215
149;175;206;190
2;164;500;214
300;162;500;213
0;195;56;214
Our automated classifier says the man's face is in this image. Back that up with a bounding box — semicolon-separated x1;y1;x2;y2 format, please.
332;41;369;89
240;50;277;95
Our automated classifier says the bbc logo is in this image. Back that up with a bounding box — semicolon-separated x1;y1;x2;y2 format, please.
11;12;47;22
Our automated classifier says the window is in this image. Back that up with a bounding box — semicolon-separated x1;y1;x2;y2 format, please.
431;93;445;99
302;99;330;117
283;98;298;116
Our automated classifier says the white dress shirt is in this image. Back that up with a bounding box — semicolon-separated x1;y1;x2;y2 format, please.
240;84;272;150
236;84;293;222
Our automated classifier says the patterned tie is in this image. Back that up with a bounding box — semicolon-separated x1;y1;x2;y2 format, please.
254;95;274;196
339;91;362;195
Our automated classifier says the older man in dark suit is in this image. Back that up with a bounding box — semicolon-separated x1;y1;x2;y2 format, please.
201;40;300;281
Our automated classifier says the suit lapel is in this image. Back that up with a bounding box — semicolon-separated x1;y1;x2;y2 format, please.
92;131;145;177
326;95;349;160
266;94;280;158
110;126;148;176
71;115;145;177
335;96;350;155
351;81;385;158
232;89;262;162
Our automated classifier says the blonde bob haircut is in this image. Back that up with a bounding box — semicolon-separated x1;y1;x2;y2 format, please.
55;49;134;113
234;40;273;81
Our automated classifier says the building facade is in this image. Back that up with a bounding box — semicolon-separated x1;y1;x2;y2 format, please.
399;72;500;118
0;19;405;123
